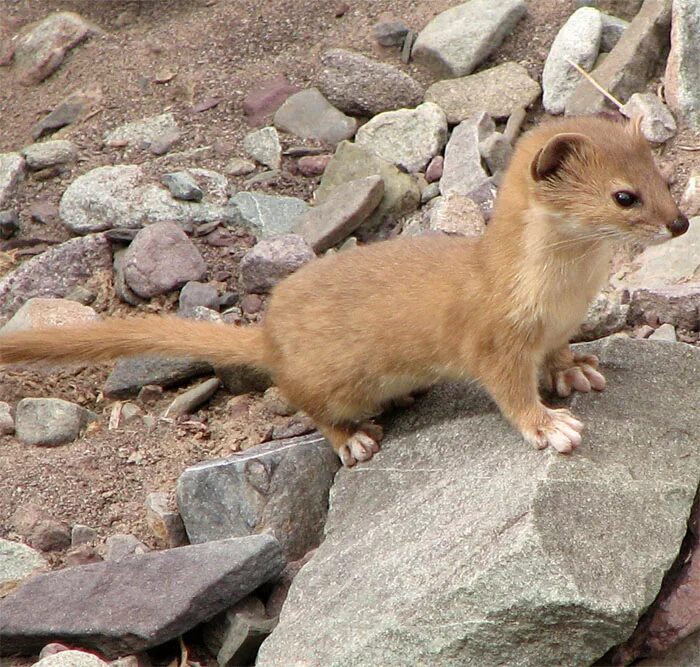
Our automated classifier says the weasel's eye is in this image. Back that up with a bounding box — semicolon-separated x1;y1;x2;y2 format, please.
613;191;639;207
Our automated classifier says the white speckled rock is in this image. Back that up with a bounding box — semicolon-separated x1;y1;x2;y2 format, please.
0;153;25;208
542;7;603;114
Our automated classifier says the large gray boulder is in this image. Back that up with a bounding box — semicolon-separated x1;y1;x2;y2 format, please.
257;337;700;667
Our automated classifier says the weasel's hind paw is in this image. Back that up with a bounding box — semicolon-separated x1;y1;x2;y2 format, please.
338;424;383;467
523;408;583;454
551;354;606;398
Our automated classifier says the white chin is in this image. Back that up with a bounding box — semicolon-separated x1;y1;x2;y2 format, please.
645;231;674;246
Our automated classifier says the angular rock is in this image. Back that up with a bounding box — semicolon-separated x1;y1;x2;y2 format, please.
31;87;102;140
566;0;672;115
60;165;234;234
316;48;423;117
12;11;97;84
0;234;112;326
105;534;149;562
12;505;71;553
575;290;629;341
21;140;78;171
177;434;339;560
440;113;492;197
354;102;447;173
0;153;25;208
0;209;19;239
598;0;645;18
628;283;700;330
620;92;676;143
0;297;98;335
315;141;420;239
104;112;179;148
229;191;309;238
428;193;486;236
257;337;700;667
145;492;188;549
122;221;206;298
613;216;700;291
15;398;97;447
648;322;677;341
664;0;700;131
293;175;384;252
71;525;97;546
542;7;603;114
0;401;14;436
412;0;527;78
479;132;513;174
242;75;300;127
29;200;60;226
178;281;219;315
202;596;277;667
238;234;314;294
425;62;541;123
372;21;410;47
225;157;256;176
104;356;212;399
0;539;46;598
0;536;285;658
601;12;630;51
161;171;203;202
297;154;331;177
273;88;357;144
682;169;700;218
243;126;282;170
164;377;221;417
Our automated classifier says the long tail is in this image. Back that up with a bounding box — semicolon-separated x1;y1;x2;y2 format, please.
0;315;267;369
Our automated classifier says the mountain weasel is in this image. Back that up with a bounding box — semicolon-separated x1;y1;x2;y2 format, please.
0;115;688;466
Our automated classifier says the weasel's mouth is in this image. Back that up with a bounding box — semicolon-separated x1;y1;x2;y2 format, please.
643;228;675;246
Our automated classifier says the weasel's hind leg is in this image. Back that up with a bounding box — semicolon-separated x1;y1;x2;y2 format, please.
317;421;384;467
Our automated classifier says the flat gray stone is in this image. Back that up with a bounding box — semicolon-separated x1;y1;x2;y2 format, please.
243;126;282;170
257;337;700;667
0;234;112;326
293;175;384;252
316;48;423;117
0;536;285;658
229;191;309;239
21;140;78;170
426;61;541;123
664;0;700;131
440;113;492;197
177;434;340;560
0;153;25;208
161;171;203;202
273;88;357;144
122;221;206;298
412;0;527;78
15;398;97;447
315;141;420;239
104;356;213;399
104;112;179;147
542;7;603;114
354;102;447;173
0;539;47;597
566;0;672;115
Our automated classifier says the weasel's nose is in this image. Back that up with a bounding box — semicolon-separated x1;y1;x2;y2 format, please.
668;215;689;237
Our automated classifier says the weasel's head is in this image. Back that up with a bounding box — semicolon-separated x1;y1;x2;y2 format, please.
530;117;688;247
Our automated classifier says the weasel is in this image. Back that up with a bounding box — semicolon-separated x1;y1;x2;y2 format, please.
0;115;688;466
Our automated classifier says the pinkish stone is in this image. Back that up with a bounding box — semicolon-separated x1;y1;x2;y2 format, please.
425;155;444;183
298;155;332;177
243;75;301;127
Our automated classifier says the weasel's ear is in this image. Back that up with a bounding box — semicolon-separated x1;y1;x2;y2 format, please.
530;132;591;182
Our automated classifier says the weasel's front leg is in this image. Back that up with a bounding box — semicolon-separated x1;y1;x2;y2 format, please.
542;346;606;398
478;354;584;454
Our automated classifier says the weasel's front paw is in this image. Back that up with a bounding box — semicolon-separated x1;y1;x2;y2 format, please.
546;354;606;398
521;407;583;454
338;423;384;467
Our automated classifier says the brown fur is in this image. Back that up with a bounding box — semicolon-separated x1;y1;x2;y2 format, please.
0;115;686;465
